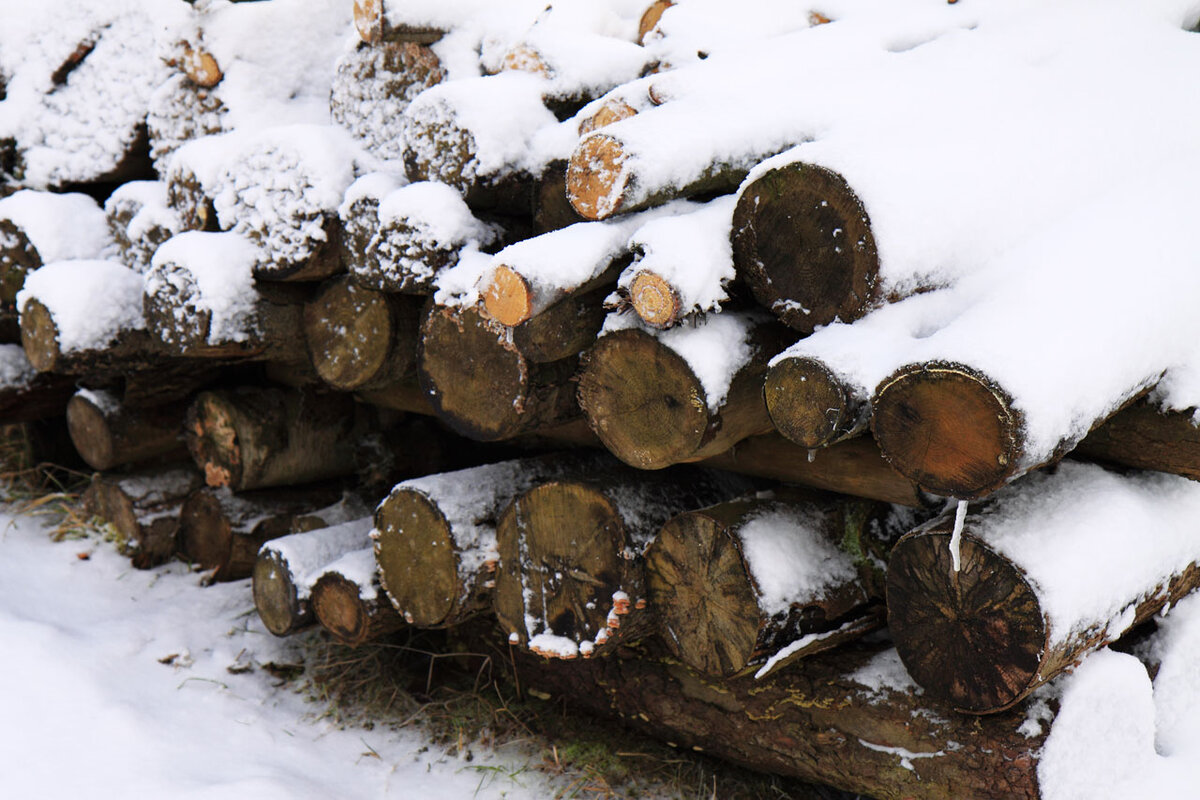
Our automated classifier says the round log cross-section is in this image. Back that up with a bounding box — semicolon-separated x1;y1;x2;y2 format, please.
765;355;869;449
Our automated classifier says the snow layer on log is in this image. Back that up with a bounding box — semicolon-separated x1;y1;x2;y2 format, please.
316;547;380;602
0;191;113;264
147;231;258;345
0;343;36;390
640;0;819;68
260;518;374;602
18;260;144;354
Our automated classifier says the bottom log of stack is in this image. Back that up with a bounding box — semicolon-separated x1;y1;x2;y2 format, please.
83;466;203;569
311;549;406;647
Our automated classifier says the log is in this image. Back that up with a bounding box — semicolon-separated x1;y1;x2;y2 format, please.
416;303;585;441
638;0;675;44
644;491;891;679
765;355;869;450
178;41;222;88
532;160;587;234
146;74;227;174
887;462;1200;714
179;484;345;582
103;180;184;274
353;0;446;46
373;454;604;628
577;312;788;470
1074;400;1200;480
303;276;423;392
65;389;188;472
330;41;445;165
185;386;376;491
0;345;77;424
494;465;754;659
311;549;406;646
253;515;374;637
83;467;203;569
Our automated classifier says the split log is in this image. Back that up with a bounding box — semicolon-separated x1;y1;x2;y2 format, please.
103;181;184;274
887;462;1200;714
577;312;788;470
253;516;374;637
83;467;203;569
353;0;446;46
417;304;586;441
179;484;345;582
0;345;77;424
146;74;227;174
65;389;188;472
373;454;604;628
494;465;754;659
330;41;445;165
144;231;310;363
311;549;406;646
303;276;423;392
185;386;376;491
645;490;895;679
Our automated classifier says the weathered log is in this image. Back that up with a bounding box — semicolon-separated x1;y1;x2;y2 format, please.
644;491;892;679
577;313;788;470
103;180;184;274
353;0;446;46
65;389;188;472
331;41;445;165
532;160;587;234
417;304;585;441
765;356;870;450
495;465;753;660
83;467;203;569
0;344;77;424
253;515;374;637
1074;400;1200;480
337;173;402;288
374;454;603;629
887;462;1200;714
185;386;376;491
303;276;422;391
179;484;345;582
147;75;227;174
311;549;406;646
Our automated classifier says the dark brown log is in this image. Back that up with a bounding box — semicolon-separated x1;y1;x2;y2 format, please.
303;276;422;391
533;160;588;234
765;354;870;449
353;0;446;45
577;318;788;470
887;465;1200;714
83;467;203;569
0;218;40;341
179;484;344;581
494;465;753;659
417;304;584;441
186;387;377;491
0;346;76;424
644;491;889;678
66;389;188;471
311;550;406;646
1074;399;1200;480
20;297;163;376
148;75;226;177
731;162;877;334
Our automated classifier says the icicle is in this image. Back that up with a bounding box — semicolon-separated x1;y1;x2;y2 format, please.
949;499;968;573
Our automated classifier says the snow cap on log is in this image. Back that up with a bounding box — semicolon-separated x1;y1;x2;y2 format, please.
104;181;185;274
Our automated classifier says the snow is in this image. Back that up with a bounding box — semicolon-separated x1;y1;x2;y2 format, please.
0;344;37;389
18;260;145;353
262;518;374;601
0;190;113;263
147;231;259;345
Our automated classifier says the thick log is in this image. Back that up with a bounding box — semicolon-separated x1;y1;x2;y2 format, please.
417;304;584;441
495;465;754;660
66;389;188;472
373;454;602;628
311;549;406;646
179;484;345;582
253;515;374;637
353;0;446;46
185;386;376;491
887;462;1200;714
303;276;422;391
577;313;788;470
644;491;890;679
103;181;184;274
83;467;203;569
638;0;675;44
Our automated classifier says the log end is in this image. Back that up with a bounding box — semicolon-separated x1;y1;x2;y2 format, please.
19;297;63;374
887;525;1046;713
304;277;413;391
567;134;630;221
179;489;233;578
872;362;1021;499
0;218;40;307
181;44;222;88
353;0;383;45
65;393;115;471
312;573;372;646
764;356;856;449
186;392;244;489
578;99;637;137
500;45;551;78
481;265;534;327
374;488;459;627
252;550;309;637
629;270;682;329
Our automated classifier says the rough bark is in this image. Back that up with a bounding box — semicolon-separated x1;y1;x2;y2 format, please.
303;276;422;391
311;553;406;647
0;219;40;342
417;304;583;441
1073;400;1200;480
644;491;890;679
494;465;754;659
249;215;345;283
765;354;871;449
66;389;188;471
83;467;202;569
353;0;445;46
185;387;376;491
20;297;165;376
731;162;878;334
148;75;226;178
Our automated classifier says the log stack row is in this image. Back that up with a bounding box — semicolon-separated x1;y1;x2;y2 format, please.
4;1;1200;798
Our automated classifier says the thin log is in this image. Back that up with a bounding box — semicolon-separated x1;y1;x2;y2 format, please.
185;386;376;491
311;549;406;646
887;462;1200;714
65;389;188;472
83;466;202;569
179;42;222;88
644;491;890;679
494;465;754;659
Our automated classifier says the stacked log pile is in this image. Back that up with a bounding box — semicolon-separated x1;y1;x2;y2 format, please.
6;1;1200;797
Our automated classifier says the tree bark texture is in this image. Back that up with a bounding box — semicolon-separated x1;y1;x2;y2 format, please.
66;389;188;471
353;0;446;46
83;466;202;569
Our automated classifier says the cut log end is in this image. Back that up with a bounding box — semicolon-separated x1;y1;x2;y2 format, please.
19;298;62;373
374;489;460;627
629;271;682;329
500;45;551;78
179;490;233;576
304;277;415;391
567;134;630;221
312;573;381;646
872;362;1021;499
65;394;114;471
638;0;675;44
252;551;309;637
577;328;709;470
482;265;534;327
186;393;243;489
353;0;383;44
731;163;877;334
764;356;858;449
0;218;40;307
887;527;1045;714
578;99;637;136
181;44;222;88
